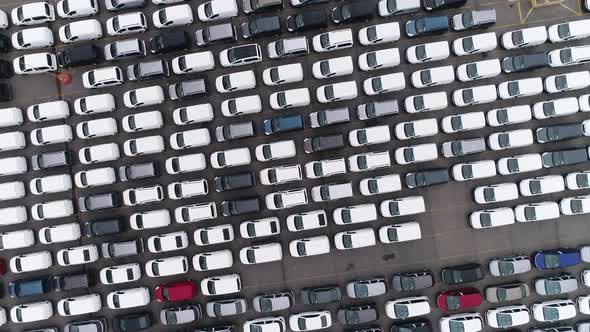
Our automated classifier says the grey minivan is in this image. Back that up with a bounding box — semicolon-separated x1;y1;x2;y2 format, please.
195;23;236;46
486;282;530;303
252;292;294;312
392;270;434;291
169;79;207;100
309;107;350;128
441;137;487;158
104;38;146;61
127;59;169;81
357;99;399;120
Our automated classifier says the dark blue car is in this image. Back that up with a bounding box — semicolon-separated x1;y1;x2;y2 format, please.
405;16;449;38
263;113;304;135
9;277;51;298
534;248;581;269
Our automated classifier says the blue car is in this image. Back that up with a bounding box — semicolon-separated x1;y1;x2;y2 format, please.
534;248;581;269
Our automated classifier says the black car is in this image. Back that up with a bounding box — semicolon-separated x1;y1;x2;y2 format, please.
57;45;100;68
195;23;236;46
441;263;484;285
84;218;125;237
286;11;327;32
215;121;255;142
215;172;255;192
65;319;107;332
31;151;70;170
263;113;304;135
303;134;344;153
195;326;236;332
0;34;10;52
113;312;152;332
241;16;281;39
149;30;189;54
53;272;91;291
300;286;342;304
221;197;260;216
0;82;11;102
119;162;159;181
391;320;432;332
331;2;374;23
79;192;119;212
542;148;589;168
9;277;51;298
337;305;378;325
501;52;547;73
536;123;584;143
0;59;13;78
169;78;207;100
423;0;467;11
406;169;449;188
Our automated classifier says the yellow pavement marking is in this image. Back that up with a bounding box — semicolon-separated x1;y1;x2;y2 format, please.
560;2;582;14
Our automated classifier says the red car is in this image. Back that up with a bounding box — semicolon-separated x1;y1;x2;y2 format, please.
154;280;197;302
436;287;482;311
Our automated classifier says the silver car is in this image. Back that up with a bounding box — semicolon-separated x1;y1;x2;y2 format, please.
206;299;247;317
346;278;387;298
488;255;532;277
252;292;294;313
486;282;530;303
452;9;497;31
160;305;201;325
534;273;578;296
441;138;486;158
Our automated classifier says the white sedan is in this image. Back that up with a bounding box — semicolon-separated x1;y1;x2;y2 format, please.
501;26;547;49
363;72;405;96
566;171;590;190
57;294;102;316
305;158;346;179
262;63;303;86
197;0;238;21
106;287;150;310
57;245;99;266
385;296;430;319
453;32;497;56
545;70;590;93
440;313;483;332
58;19;102;43
406;41;449;64
487;105;532;127
286;210;327;232
145;255;189;277
453;84;497;107
200;274;241;296
333;204;377;225
193;250;233;272
260;165;302;185
548;45;590;67
441;112;486;133
515;202;560;222
240;218;280;239
560;195;590;215
11;2;55;26
289;236;331;258
452;160;496;181
255;140;296;162
486;305;530;328
12;27;54;50
498;77;543;99
10;301;53;323
76;118;117;139
289;311;332;332
269;88;310;110
519;175;565;196
488;129;533;150
312;29;353;53
379;222;421;243
411;66;455;88
39;223;80;244
152;4;193;28
334;228;376;250
147;231;189;253
358;48;400;71
405;91;448;113
456;59;501;82
394;118;438;140
348;151;391;172
533;97;579;119
57;0;98;18
531;299;576;322
100;263;142;285
470;208;516;229
548;19;590;42
358;22;400;45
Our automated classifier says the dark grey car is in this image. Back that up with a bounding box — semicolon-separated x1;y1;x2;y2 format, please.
119;162;158;181
101;238;143;258
206;299;247;317
542;148;589;168
196;23;236;46
441;138;486;158
215;121;255;142
357;99;399;120
310;107;350;128
31;150;70;170
241;16;281;39
485;282;530;303
406;169;449;188
300;286;341;304
64;319;106;332
53;273;91;292
337;305;378;325
169;79;207;100
392;270;434;292
79;192;119;212
536;123;583;143
127;59;169;81
303;134;344;153
501;52;547;73
346;278;387;298
253;292;294;312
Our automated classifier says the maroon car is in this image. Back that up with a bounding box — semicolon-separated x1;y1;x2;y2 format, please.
155;280;197;302
436;287;482;311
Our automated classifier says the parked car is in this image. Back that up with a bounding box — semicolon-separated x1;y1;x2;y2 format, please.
437;288;482;312
452;9;496;30
501;26;547;49
406;16;449;37
533;248;581;269
441;263;484;285
502;52;547;73
286;11;327;32
486;282;530;303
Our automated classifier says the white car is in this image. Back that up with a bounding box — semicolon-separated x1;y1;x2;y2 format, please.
405;92;447;113
13;52;57;75
305;158;346;179
201;274;241;296
533;97;579;119
260;165;302;185
456;59;501;82
349;125;390;147
194;224;234;246
153;4;193;28
30;174;72;195
358;22;400;45
0;107;23;128
124;135;165;156
486;306;530;328
10;251;52;273
289;236;330;258
240;217;280;239
578;295;590;315
378;0;420;16
100;263;142;285
27;100;69;122
453;32;497;56
379;222;422;243
550;45;590;68
31;199;74;220
440;313;483;332
173;104;214;124
76;118;117;139
520;175;565;196
130;209;171;230
145;255;189;277
262;63;304;86
11;2;55;26
488;129;533;150
82;66;124;89
123;86;165;108
175;202;217;224
57;294;102;317
11;301;53;323
147;231;188;253
580;94;590;111
123;185;164;206
487;105;532;127
57;245;99;266
290;311;332;331
193;250;233;271
316;81;358;103
452;160;497;181
363;72;405;96
107;287;150;310
470;208;514;229
515;201;560;222
311;182;353;202
312;29;353;53
453;85;497;107
358;48;400;71
106;12;147;36
255;140;296;162
385;296;431;319
0;132;25;151
0;181;25;201
501;26;547;49
79;143;120;164
395;118;438;139
221;95;261;117
380;196;425;218
441;112;486;133
531;299;576;322
239;243;283;265
74;93;116;115
12;27;54;50
394;143;438;165
210;147;250;169
359;174;401;196
497;153;543;175
0;156;26;177
30;124;73;146
498;77;543;99
171;51;214;74
215;70;256;93
59;19;102;43
560;195;590;215
269;88;310;110
474;183;519;204
197;0;238;22
406;41;449;64
0;10;7;29
334;228;376;250
165;153;206;174
312;56;353;79
265;189;308;210
548;19;590;42
286;210;327;232
168;179;208;200
219;43;262;67
333;204;377;225
57;0;98;18
545;70;590;93
0;229;34;251
411;65;455;88
566;171;590;190
122;111;163;132
170;129;210;150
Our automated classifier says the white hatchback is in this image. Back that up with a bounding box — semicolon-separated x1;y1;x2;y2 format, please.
545;70;590;93
312;56;353;80
349;125;390;147
474;183;519;204
12;27;54;50
519;175;565;196
358;22;400;45
452;160;496;181
441;112;486;133
515;201;560;222
533;97;579;119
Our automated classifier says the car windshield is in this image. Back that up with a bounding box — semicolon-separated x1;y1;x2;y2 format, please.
543;307;560;321
269;68;280;83
371;78;383;92
461;165;473;179
295;14;305;28
507;158;520;172
545;280;562;295
312;163;324;176
394;304;409;318
420;70;432;85
112;17;120;32
545;254;560;268
577;174;590;188
165;311;178;325
273;195;284;208
480;213;492;227
403;148;415;162
415;45;427;60
296;242;307;256
512;30;525;46
216;153;226;167
200;231;209;244
222;76;232;90
462;37;475;52
498;261;515;275
451;116;463;130
498;133;510;147
413;96;425;110
158;10;167;24
320;34;331;48
446;296;461;310
400;276;415;291
557;24;571;38
449;321;465;332
354;283;369;297
496;109;508;124
404;123;415;137
204;3;213;17
415;19;426;33
483;188;496;202
262;145;272;159
35;129;44;143
324;86;335;100
342;234;353;248
462;11;474;27
320;61;331;76
368;179;379;194
496;313;513;327
555;75;568;90
466;63;479;79
451;141;463;156
341;6;351;19
543;102;556;116
298;318;307;330
367;26;378;41
275;41;285;55
366;52;378;68
357;130;368;144
462;89;474;104
571;199;584;213
259;298;273;312
277;92;287;107
387;228;398;242
560;49;573;64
